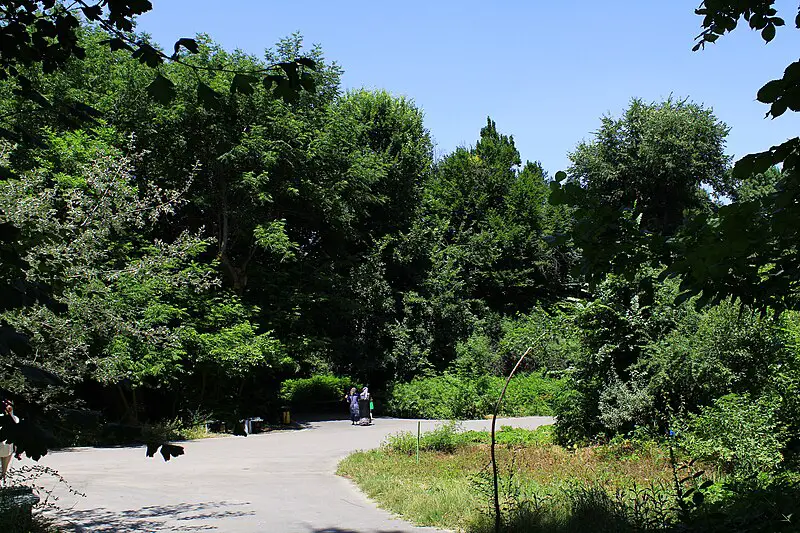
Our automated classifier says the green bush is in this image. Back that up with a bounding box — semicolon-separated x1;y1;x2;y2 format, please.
675;393;786;478
386;372;565;419
382;421;461;454
279;375;354;407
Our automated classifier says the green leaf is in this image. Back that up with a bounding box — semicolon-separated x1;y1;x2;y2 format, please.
231;73;258;95
173;37;199;56
299;73;316;93
146;74;176;104
296;57;317;70
279;61;298;80
554;170;567;182
756;79;785;103
131;43;163;68
762;23;776;42
197;82;222;111
674;291;694;306
81;5;102;20
101;38;134;53
770;99;788;118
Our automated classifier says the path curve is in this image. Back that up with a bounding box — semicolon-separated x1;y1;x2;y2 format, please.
35;416;553;532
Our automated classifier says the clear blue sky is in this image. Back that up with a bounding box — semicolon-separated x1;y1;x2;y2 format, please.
137;1;800;176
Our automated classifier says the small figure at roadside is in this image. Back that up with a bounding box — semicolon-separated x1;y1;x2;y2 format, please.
345;388;360;425
0;399;19;479
369;396;374;423
358;386;371;426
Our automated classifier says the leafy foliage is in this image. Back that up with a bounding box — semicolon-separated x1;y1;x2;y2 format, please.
674;394;785;478
386;373;565;419
279;375;354;408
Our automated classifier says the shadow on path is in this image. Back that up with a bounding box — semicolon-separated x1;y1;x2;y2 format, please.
58;500;254;532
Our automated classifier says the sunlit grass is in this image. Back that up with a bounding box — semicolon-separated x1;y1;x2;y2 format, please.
337;426;684;531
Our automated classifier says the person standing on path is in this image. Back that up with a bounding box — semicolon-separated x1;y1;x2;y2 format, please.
358;386;371;426
0;399;19;479
345;388;360;425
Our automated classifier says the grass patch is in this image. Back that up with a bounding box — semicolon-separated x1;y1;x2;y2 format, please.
382;423;556;455
338;425;688;531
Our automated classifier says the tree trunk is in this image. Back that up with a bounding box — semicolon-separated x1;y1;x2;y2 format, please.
116;385;133;423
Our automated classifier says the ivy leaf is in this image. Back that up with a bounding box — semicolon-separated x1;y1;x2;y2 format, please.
674;291;695;306
145;442;160;457
17;364;64;386
146;74;176;104
273;78;297;103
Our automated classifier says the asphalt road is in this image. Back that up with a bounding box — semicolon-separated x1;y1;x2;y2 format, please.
32;416;553;532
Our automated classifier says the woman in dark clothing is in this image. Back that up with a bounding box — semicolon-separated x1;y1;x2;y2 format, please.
345;388;360;425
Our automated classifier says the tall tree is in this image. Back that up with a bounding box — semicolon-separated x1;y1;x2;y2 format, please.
391;119;571;376
569;98;730;236
551;98;731;287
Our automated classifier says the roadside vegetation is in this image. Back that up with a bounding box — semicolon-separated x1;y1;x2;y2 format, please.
2;2;800;532
339;424;800;532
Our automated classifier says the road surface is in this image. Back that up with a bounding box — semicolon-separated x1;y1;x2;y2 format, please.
32;416;553;532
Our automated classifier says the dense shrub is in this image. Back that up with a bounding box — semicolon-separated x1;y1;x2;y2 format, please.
554;270;788;444
386;372;565;419
279;375;354;407
497;308;581;375
674;393;786;478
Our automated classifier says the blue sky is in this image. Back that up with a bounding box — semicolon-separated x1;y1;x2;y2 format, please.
137;1;800;176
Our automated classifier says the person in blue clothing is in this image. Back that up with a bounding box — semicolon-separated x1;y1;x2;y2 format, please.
345;388;360;425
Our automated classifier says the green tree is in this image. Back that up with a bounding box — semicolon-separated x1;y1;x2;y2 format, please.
0;129;284;424
391;119;571;376
569;98;731;236
552;98;731;288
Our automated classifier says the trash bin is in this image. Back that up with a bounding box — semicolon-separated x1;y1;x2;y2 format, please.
281;407;291;425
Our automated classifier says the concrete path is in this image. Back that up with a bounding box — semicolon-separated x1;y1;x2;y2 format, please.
31;416;553;532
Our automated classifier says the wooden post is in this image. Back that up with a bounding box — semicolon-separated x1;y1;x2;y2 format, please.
492;346;532;533
416;420;421;464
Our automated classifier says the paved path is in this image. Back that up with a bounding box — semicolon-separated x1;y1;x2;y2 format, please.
31;416;553;532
